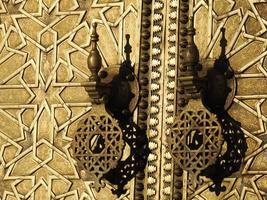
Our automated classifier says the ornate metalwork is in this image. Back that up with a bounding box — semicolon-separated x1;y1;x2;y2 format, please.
199;29;247;195
104;118;149;196
174;1;267;198
1;1;266;199
178;16;202;106
0;1;144;199
98;34;149;197
73;104;124;191
100;63;139;120
72;23;124;191
169;8;247;197
201;28;236;114
168;108;222;188
72;22;149;197
201;112;247;195
170;16;224;190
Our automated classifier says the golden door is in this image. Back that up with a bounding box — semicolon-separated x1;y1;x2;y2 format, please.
0;0;266;200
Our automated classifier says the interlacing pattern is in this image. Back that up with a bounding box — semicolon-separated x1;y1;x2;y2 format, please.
187;0;267;199
0;0;140;199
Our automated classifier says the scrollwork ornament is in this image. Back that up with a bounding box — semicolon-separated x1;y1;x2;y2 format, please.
104;118;149;197
201;112;247;195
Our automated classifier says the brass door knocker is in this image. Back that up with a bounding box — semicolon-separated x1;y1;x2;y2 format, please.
71;23;149;197
167;9;247;195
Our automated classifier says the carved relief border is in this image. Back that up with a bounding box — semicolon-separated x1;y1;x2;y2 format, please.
143;0;166;199
135;0;153;199
140;1;184;199
161;0;182;200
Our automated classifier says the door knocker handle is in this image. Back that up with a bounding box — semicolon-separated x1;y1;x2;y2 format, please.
71;23;149;197
167;14;247;195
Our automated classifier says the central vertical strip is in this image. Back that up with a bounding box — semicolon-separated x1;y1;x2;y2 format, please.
174;0;191;199
161;0;180;200
135;0;153;199
145;0;166;199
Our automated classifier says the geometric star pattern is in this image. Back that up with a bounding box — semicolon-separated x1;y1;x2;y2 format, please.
189;0;267;199
0;0;140;199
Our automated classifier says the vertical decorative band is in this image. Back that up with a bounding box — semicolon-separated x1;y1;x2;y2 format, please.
135;0;153;199
161;0;180;199
146;0;165;199
174;0;191;199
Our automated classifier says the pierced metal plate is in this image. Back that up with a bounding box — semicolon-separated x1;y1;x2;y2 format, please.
167;109;223;187
72;104;124;191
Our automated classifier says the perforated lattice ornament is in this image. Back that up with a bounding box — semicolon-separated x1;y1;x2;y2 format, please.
72;104;124;191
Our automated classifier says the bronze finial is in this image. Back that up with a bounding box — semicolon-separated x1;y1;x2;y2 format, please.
121;34;133;71
213;27;233;77
219;28;227;60
124;34;132;63
86;23;102;103
179;16;201;99
88;23;102;82
183;16;199;70
187;16;196;36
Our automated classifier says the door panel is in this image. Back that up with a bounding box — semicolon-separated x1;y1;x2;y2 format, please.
185;0;267;199
0;0;267;200
0;1;141;199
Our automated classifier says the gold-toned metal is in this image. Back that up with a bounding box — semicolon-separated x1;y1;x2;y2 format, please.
99;66;139;113
0;0;267;200
179;0;267;199
167;107;223;188
72;22;124;192
199;58;236;111
86;23;103;104
172;2;245;196
0;0;143;199
72;104;124;191
72;20;148;198
178;16;202;107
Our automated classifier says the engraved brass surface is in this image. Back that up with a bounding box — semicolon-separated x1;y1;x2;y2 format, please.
0;0;267;200
168;108;223;188
0;0;142;199
186;0;267;199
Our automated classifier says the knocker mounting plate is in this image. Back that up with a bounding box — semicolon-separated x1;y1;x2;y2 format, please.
167;109;223;188
98;65;139;117
200;58;236;112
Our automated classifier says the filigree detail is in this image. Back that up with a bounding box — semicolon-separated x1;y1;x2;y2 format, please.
73;104;124;192
201;112;247;195
104;119;149;197
0;0;141;199
168;109;223;188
